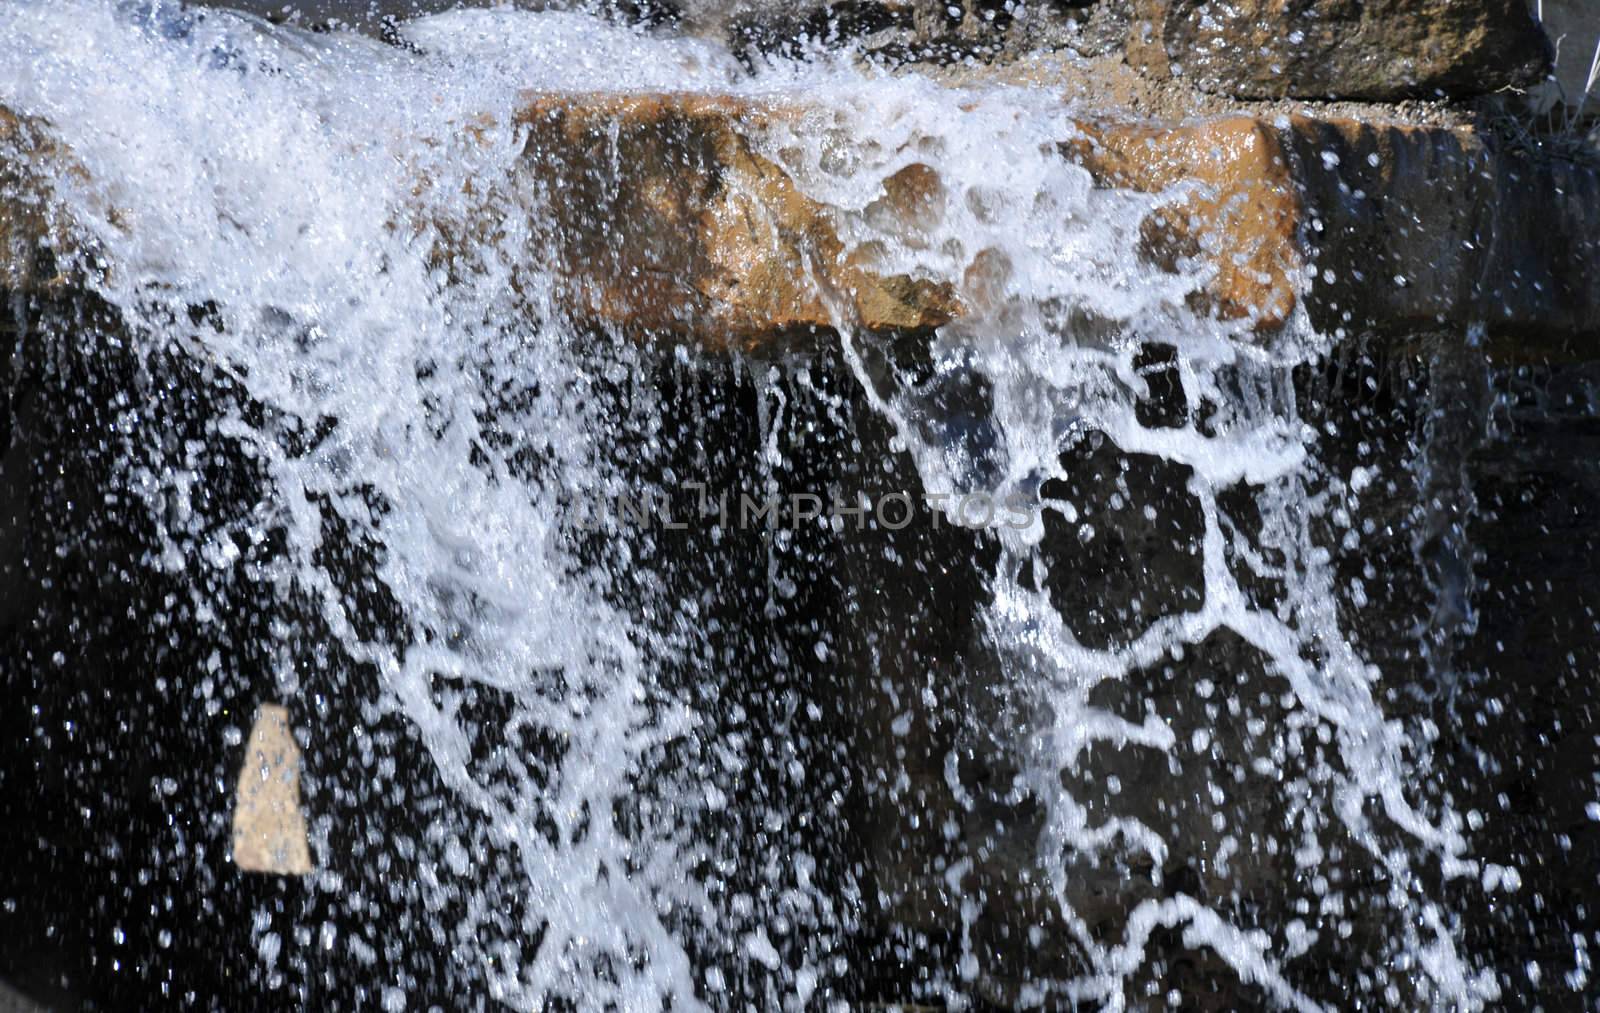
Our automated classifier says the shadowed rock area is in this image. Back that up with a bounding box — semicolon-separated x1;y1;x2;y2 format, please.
1;2;1599;1010
1127;0;1552;100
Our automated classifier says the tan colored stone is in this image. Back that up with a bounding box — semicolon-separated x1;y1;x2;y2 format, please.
511;93;959;352
230;703;313;876
1061;116;1302;331
0;107;79;292
867;161;947;238
495;93;1600;352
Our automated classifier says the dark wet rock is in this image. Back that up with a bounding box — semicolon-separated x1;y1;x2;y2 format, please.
1037;440;1205;651
1536;0;1600;106
713;0;1109;65
1284;116;1600;355
1127;0;1553;100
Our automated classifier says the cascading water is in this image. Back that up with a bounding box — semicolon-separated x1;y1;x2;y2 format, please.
0;1;1580;1008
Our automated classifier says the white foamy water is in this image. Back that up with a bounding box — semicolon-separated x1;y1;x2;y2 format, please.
770;91;1496;1008
0;1;1503;1007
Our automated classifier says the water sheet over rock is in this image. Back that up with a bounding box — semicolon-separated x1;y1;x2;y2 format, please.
6;91;1597;354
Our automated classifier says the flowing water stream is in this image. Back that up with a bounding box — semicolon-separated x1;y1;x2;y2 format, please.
0;1;1583;1008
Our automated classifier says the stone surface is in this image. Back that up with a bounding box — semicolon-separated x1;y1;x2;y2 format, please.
1128;0;1552;101
1062;113;1600;350
1062;116;1301;329
513;94;1600;349
2;71;1599;1013
512;93;960;350
1285;116;1600;354
0;978;44;1012
1535;0;1600;105
0;107;77;292
4;93;1597;354
230;703;313;875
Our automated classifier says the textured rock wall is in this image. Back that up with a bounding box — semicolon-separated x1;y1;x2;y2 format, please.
2;5;1598;1006
7;95;1598;355
510;94;958;349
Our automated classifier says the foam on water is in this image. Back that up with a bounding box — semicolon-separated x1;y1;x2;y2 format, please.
0;1;1503;1007
772;96;1495;1007
1;3;729;1005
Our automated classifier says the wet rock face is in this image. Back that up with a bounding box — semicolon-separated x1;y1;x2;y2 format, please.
1127;0;1552;100
702;0;1104;63
1061;116;1301;331
1538;0;1600;104
13;94;1598;357
1063;113;1600;352
510;94;959;350
0;108;77;290
1286;117;1600;354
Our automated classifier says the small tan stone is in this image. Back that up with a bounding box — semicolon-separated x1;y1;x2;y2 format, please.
230;703;312;876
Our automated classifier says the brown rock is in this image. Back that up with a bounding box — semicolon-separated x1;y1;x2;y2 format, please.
511;93;959;352
1127;0;1552;101
230;703;313;876
866;161;947;238
4;94;1596;357
0;107;80;291
1061;113;1600;351
456;92;1600;353
1062;116;1301;330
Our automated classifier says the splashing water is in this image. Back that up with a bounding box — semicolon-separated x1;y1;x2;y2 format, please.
0;1;1516;1008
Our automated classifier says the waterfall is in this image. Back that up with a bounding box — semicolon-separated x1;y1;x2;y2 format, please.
0;2;1538;1008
